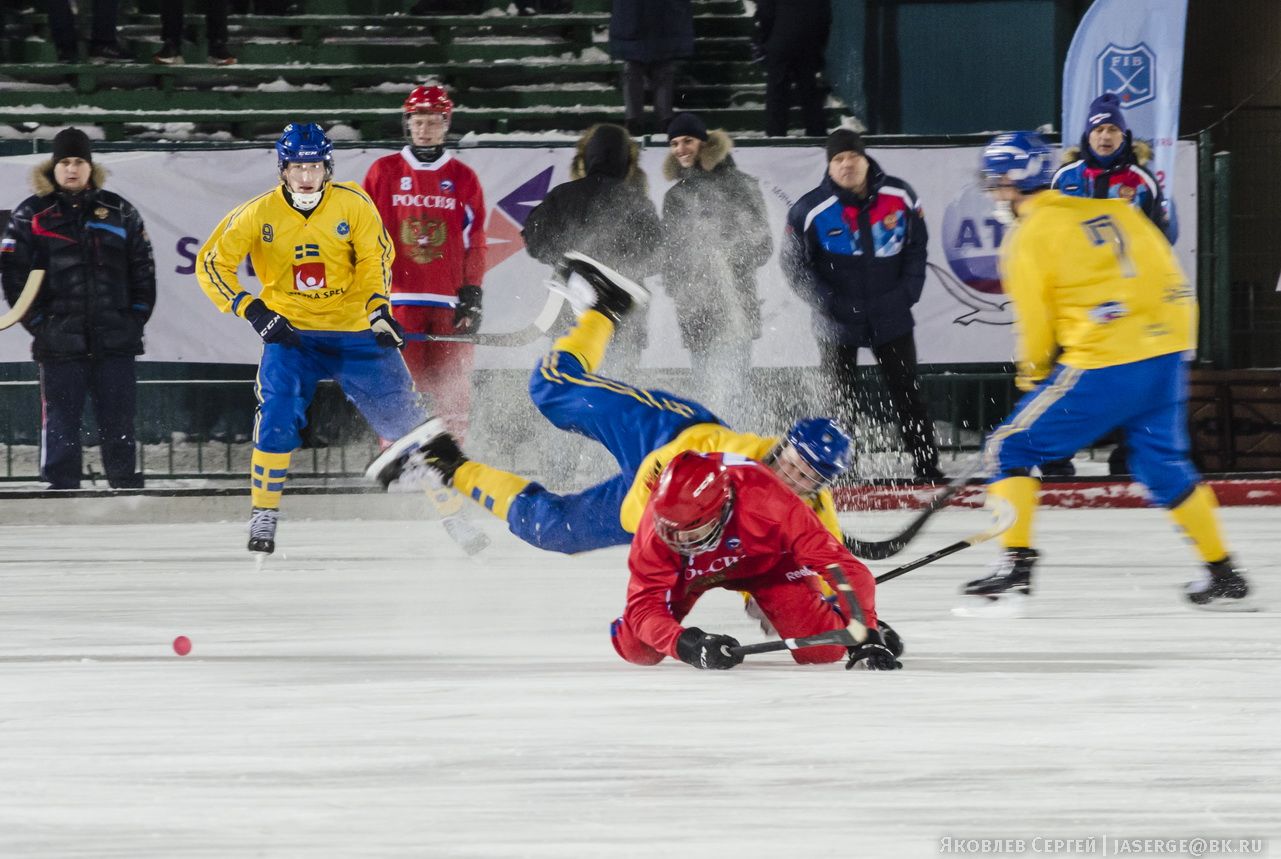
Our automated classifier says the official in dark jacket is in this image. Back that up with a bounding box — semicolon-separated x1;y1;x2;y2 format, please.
607;0;694;134
522;122;660;368
0;128;156;489
756;0;831;137
660;113;772;422
782;129;941;479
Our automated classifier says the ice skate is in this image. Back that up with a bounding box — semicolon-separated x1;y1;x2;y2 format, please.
247;506;279;557
953;548;1037;618
1185;558;1258;612
550;251;649;322
365;418;448;489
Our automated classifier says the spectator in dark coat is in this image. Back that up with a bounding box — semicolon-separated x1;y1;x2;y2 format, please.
0;128;156;489
782;129;941;479
607;0;694;135
523;122;661;370
660;112;772;422
756;0;831;137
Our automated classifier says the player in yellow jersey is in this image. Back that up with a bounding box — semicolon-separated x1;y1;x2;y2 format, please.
367;251;853;555
962;131;1250;611
196;123;429;556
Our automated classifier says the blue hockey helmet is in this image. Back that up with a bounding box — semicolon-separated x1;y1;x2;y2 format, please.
275;122;334;172
980;131;1054;193
772;417;853;496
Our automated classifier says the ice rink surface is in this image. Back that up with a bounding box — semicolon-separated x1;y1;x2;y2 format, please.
0;504;1277;858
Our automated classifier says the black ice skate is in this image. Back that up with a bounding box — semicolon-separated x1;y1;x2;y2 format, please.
1185;558;1256;612
953;548;1038;618
553;251;649;323
365;418;449;489
247;506;279;555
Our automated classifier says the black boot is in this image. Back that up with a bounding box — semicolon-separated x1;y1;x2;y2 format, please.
963;548;1038;598
555;251;649;323
1185;557;1251;610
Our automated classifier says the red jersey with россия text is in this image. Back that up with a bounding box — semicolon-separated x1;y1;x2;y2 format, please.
362;147;487;312
623;453;878;659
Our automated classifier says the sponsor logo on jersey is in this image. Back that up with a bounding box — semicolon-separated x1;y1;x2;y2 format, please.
726;537;741;550
399;217;447;264
882;211;900;229
440;179;455;193
293;261;327;292
684;554;741;581
93;206;108;219
1118;185;1136;201
826;227;843;237
1088;300;1128;323
1095;43;1156;108
391;193;458;210
938;182;1015;326
336;220;350;237
262;224;273;243
785;567;818;582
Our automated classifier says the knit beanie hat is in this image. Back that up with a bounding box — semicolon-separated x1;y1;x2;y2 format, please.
51;127;93;163
1086;93;1127;134
825;128;865;161
666;112;708;142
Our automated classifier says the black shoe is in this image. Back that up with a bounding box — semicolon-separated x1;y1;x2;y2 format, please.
153;41;183;64
1185;558;1251;610
207;43;237;65
845;628;902;670
88;42;132;64
555;251;649;323
963;548;1038;598
1038;458;1076;478
247;506;278;554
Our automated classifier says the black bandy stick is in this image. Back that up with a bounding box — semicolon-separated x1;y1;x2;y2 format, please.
730;564;869;657
844;457;984;562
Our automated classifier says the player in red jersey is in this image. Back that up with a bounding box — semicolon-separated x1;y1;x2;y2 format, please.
363;85;487;437
613;450;903;671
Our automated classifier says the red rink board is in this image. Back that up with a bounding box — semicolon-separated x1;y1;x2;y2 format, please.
833;477;1281;511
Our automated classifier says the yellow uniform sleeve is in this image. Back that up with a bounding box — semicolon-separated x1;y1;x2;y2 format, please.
998;220;1057;392
332;182;394;316
813;489;842;540
196;200;260;318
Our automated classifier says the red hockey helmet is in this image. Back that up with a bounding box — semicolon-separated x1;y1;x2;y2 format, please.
404;84;454;122
651;451;733;556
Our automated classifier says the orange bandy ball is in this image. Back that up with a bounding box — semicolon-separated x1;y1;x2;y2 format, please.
173;636;192;656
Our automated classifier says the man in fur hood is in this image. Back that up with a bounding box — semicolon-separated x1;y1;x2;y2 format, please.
1052;93;1171;239
660;112;772;422
0;127;156;489
522;123;660;370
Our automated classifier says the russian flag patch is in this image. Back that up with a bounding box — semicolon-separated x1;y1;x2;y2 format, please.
1;238;16;253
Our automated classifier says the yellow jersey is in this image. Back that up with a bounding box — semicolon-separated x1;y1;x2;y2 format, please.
196;182;394;331
618;422;842;539
999;191;1196;391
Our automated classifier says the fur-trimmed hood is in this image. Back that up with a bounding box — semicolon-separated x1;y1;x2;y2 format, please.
662;129;734;181
31;159;109;196
1063;136;1153;167
569;123;648;193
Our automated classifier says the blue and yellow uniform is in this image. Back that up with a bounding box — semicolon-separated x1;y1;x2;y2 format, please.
452;310;842;554
196;181;426;511
985;191;1226;562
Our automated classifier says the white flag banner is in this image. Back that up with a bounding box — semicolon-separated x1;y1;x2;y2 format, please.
0;142;1197;368
1062;0;1188;240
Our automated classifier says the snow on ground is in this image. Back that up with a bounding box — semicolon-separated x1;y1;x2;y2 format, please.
0;504;1276;857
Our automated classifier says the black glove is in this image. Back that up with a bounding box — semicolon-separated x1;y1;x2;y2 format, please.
877;619;904;659
243;298;299;346
676;627;744;670
368;304;405;350
845;628;902;671
453;284;482;332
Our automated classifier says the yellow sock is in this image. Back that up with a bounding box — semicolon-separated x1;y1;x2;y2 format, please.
453;460;532;521
550;309;614;372
1168;484;1229;563
987;475;1040;549
250;449;291;509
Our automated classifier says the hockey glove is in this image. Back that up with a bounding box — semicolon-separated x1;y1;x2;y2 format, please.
676;627;743;670
453;284;483;332
845;628;902;671
368;305;405;350
877;619;904;659
243;298;299;346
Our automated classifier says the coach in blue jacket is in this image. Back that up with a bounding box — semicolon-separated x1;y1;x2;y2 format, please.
782;129;942;480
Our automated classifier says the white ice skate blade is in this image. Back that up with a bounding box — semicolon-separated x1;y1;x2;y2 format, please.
1188;594;1263;613
563;251;651;307
951;593;1029;619
364;418;447;486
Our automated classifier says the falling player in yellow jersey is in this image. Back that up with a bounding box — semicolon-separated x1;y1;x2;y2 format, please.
962;131;1250;611
196;123;428;556
368;252;853;555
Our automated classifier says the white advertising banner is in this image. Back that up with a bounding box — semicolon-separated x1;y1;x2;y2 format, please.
0;141;1198;368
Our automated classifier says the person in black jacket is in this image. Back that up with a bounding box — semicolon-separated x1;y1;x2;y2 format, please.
782;129;942;480
660;112;772;422
607;0;694;135
756;0;831;137
0;128;156;489
522;123;660;371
